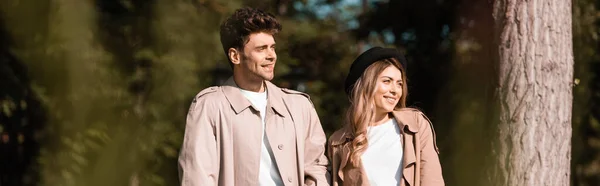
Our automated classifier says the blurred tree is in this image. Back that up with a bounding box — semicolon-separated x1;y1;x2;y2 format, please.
0;15;45;186
1;0;121;185
434;0;498;185
572;0;600;185
490;0;574;185
26;0;136;185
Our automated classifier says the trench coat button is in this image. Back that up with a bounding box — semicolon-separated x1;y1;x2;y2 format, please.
278;144;284;150
287;177;292;182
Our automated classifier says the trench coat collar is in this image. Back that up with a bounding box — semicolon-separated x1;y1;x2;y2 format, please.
392;108;420;133
221;77;287;117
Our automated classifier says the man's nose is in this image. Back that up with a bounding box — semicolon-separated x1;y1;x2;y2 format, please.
267;48;276;60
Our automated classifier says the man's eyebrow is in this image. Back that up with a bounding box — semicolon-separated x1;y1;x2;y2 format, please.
254;44;268;49
254;43;275;49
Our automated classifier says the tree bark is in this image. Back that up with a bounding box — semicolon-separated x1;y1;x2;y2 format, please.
491;0;573;185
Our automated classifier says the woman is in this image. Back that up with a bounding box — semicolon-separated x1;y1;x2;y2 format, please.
328;47;444;186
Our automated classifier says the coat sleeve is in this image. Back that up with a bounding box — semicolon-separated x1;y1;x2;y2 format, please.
178;93;220;186
302;100;331;186
417;113;445;186
326;140;340;186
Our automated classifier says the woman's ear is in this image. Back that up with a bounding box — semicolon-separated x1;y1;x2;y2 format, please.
228;48;240;65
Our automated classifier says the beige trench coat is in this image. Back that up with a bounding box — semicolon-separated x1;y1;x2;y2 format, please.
327;108;444;186
178;78;330;186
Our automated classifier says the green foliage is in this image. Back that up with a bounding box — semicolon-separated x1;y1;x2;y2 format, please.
2;0;233;185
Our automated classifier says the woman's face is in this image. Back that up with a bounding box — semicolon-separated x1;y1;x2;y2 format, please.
373;66;403;116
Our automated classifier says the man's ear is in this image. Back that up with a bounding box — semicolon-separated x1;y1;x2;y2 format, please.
228;48;240;65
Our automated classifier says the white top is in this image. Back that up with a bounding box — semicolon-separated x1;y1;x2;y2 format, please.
361;118;403;186
240;89;284;186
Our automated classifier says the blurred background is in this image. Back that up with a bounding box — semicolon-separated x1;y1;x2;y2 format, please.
0;0;597;185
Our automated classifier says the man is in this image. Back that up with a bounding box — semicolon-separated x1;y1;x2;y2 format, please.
178;7;330;186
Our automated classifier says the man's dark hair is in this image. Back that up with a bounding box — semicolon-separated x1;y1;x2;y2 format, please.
219;7;282;67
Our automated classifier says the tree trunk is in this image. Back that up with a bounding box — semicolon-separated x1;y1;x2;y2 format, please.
491;0;573;185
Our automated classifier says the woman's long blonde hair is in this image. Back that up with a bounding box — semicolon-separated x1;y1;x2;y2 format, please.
346;57;408;167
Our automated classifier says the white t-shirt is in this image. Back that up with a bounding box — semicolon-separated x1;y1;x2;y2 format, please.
239;89;284;186
361;118;403;186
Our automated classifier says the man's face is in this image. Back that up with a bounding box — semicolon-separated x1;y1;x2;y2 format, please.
236;32;277;81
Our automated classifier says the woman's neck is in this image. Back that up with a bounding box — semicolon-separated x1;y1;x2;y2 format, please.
371;112;391;126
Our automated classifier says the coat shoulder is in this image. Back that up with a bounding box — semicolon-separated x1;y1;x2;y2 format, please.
329;127;351;146
393;108;427;133
280;88;314;106
190;86;227;108
396;107;423;116
398;108;433;127
195;86;218;98
188;86;221;112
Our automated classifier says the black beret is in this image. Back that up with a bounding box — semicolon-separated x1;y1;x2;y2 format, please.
344;47;407;95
